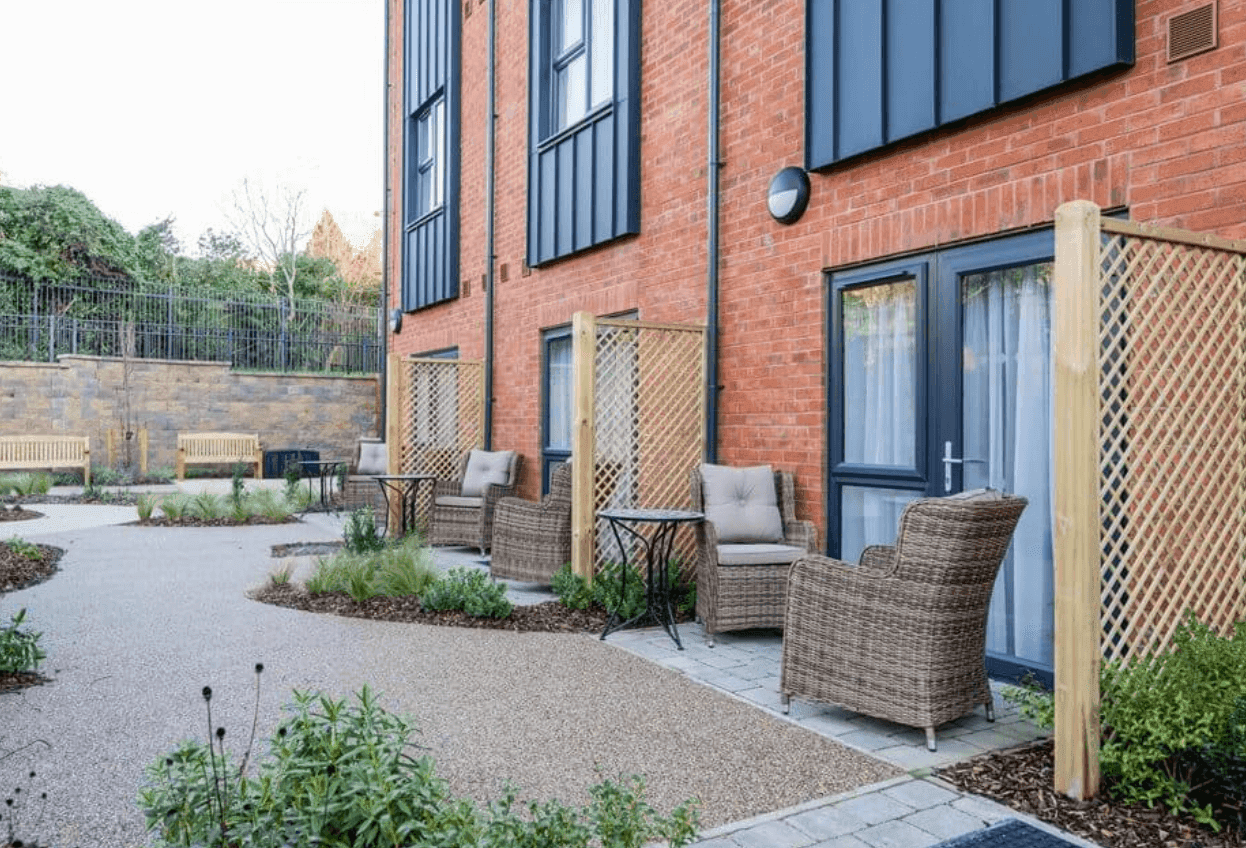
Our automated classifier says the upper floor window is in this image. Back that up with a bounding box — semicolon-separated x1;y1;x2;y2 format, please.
412;97;445;220
550;0;614;132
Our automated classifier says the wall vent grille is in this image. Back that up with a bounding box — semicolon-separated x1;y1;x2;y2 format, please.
1169;3;1218;63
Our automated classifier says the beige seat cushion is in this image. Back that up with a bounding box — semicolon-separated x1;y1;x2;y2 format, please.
700;463;784;543
436;495;483;508
461;449;515;496
944;487;1003;501
717;543;806;566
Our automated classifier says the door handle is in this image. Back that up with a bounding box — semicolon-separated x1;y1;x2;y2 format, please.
942;441;960;493
943;441;988;493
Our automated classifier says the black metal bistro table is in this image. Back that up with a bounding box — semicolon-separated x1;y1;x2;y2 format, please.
598;507;703;650
300;459;348;510
371;473;438;538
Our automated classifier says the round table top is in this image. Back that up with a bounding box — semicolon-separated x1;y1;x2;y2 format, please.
598;508;704;523
371;473;439;480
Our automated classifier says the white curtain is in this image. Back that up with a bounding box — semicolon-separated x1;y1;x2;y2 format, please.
962;264;1054;669
840;281;918;561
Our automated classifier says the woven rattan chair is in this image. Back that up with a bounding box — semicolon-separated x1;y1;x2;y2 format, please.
780;490;1028;751
691;464;818;647
490;462;573;583
337;438;388;518
429;450;522;554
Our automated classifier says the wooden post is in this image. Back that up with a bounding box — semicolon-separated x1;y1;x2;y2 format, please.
385;352;404;531
571;311;597;582
1053;200;1102;800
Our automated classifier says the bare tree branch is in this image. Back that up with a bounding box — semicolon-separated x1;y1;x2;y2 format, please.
229;178;311;319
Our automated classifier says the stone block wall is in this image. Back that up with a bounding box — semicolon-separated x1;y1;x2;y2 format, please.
0;356;381;475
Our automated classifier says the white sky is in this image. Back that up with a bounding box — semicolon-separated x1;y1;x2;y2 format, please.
0;0;384;253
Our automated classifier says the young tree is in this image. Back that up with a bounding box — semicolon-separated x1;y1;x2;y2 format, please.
228;178;311;317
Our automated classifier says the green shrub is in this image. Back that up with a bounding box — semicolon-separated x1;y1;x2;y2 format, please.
1003;615;1246;829
145;466;176;484
138;678;699;848
305;555;351;595
0;608;46;673
343;506;385;554
592;560;646;621
159;494;190;521
5;537;43;561
136;493;159;521
374;538;439;598
190;492;227;520
422;568;513;619
0;472;52;496
246;488;295;521
552;564;593;610
269;560;295;586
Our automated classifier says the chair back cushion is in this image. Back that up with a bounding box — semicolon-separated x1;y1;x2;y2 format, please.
461;449;516;496
355;441;388;476
700;463;784;543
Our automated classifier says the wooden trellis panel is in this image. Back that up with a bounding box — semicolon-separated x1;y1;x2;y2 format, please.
385;354;485;527
570;313;706;580
1053;200;1246;800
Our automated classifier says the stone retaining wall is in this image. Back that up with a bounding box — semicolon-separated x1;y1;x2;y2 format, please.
0;356;380;476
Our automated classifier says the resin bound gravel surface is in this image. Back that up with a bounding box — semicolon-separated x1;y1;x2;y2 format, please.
0;520;899;846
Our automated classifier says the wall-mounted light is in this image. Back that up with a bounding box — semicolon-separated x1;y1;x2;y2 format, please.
767;166;811;225
389;308;403;334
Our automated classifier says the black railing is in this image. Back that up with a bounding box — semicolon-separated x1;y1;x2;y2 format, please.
0;274;382;374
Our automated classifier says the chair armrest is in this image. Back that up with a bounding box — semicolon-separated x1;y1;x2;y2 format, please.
481;479;519;509
693;517;721;570
859;545;896;575
784;519;819;552
433;478;462;498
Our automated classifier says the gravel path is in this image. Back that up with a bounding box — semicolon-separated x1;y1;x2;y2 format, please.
0;521;898;847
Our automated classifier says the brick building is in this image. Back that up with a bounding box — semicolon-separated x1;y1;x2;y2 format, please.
383;0;1245;681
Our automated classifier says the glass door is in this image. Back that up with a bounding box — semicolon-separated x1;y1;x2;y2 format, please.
829;230;1055;685
541;328;573;492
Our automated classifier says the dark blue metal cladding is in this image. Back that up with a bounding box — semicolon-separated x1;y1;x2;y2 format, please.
886;0;936;142
806;0;1134;171
836;0;884;158
999;0;1063;102
402;0;459;311
527;0;640;267
939;0;995;123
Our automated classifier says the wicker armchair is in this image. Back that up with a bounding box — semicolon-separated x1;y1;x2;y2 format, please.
429;450;522;554
780;491;1028;751
337;438;388;518
691;465;818;647
490;462;573;583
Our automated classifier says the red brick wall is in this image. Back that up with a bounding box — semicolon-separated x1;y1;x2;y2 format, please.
388;0;1246;531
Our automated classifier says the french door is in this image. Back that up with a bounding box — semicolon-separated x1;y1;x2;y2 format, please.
827;230;1055;685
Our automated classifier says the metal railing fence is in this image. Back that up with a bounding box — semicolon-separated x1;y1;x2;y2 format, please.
0;272;382;373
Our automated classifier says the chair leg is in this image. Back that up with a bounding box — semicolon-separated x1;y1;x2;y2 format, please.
705;631;715;648
780;694;791;715
985;700;996;722
925;727;937;752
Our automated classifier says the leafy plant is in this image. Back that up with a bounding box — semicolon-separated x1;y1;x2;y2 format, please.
0;473;52;497
552;564;593;610
342;506;385;554
138;671;699;848
282;459;304;503
136;493;159;521
229;463;247;508
159;494;190;521
303;537;437;601
5;537;42;562
190;492;227;520
0;608;46;674
421;568;513;619
1006;615;1246;829
1000;675;1056;729
593;560;646;621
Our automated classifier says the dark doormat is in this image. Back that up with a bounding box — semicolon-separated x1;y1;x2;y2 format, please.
935;819;1090;848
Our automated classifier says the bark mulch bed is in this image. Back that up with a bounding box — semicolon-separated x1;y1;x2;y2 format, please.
135;515;299;527
0;539;64;694
939;740;1242;848
0;507;43;523
252;582;612;633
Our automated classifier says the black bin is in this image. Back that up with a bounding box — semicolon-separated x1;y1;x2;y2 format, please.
263;449;320;479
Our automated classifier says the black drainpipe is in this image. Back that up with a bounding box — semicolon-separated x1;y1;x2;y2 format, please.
379;0;393;439
705;0;721;463
483;0;497;450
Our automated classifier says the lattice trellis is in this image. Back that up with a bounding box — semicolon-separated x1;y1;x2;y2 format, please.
588;318;706;579
1097;220;1246;663
396;357;485;524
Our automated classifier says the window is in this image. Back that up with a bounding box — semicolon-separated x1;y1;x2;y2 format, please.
412;98;444;219
806;0;1134;171
550;0;614;131
528;0;638;266
402;0;459;311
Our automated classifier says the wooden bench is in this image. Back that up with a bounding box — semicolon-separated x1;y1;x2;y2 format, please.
0;435;91;485
176;432;263;480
